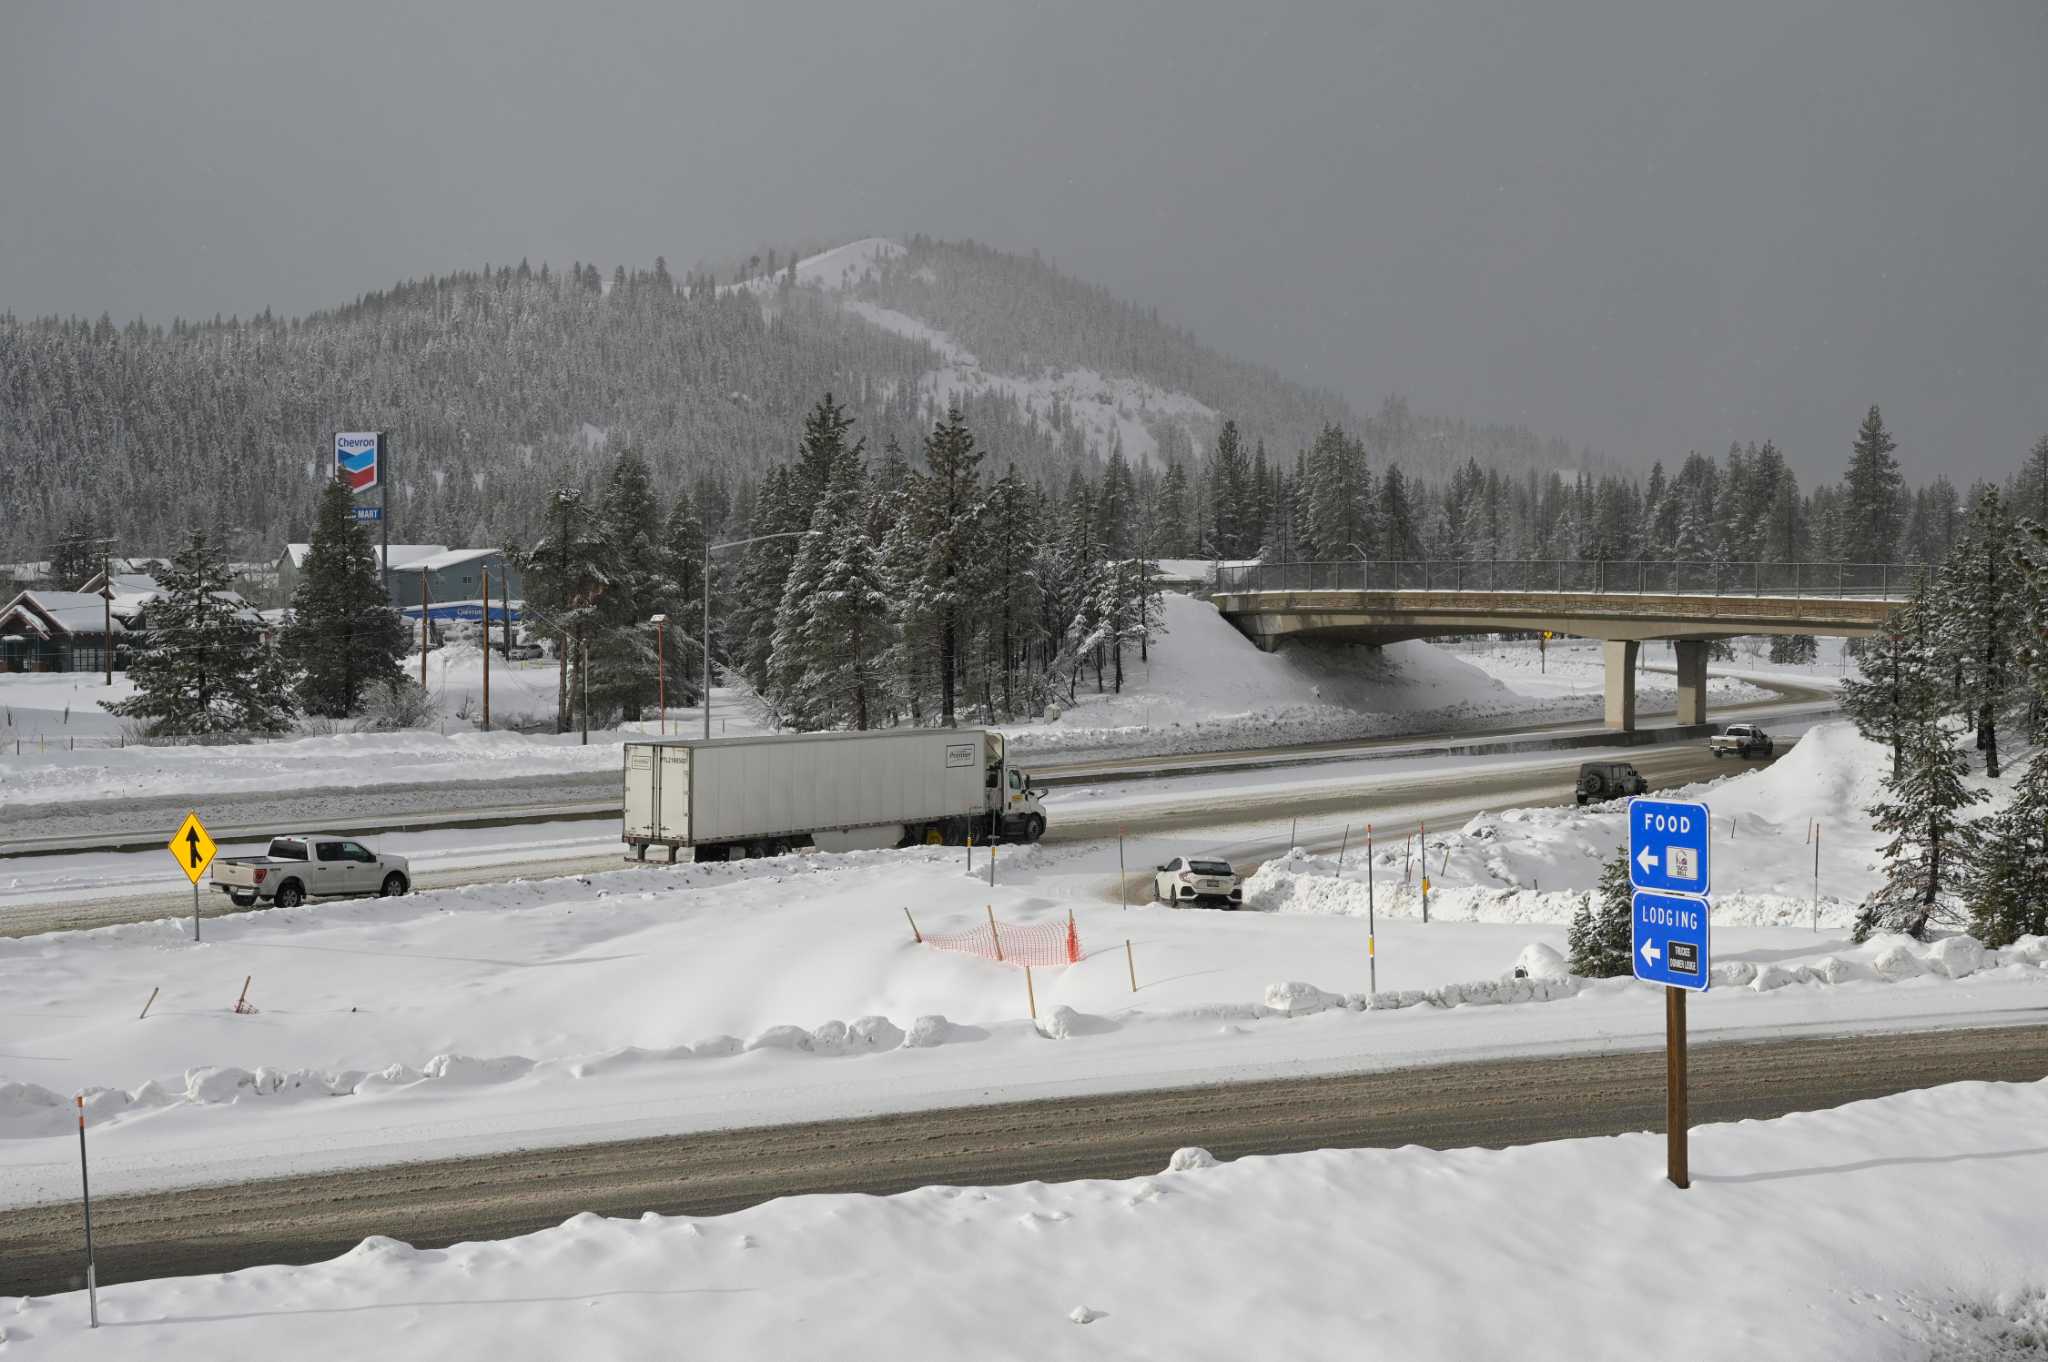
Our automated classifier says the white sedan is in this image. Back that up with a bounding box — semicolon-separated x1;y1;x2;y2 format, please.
1154;855;1244;908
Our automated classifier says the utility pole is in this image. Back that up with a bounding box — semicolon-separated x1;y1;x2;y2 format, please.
419;568;430;687
481;566;491;732
699;528;819;739
650;614;668;735
580;632;590;746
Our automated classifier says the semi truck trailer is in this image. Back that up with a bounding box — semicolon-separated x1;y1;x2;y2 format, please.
622;728;1048;862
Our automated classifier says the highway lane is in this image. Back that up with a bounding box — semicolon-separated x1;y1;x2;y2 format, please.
5;1021;2041;1299
3;735;1789;937
6;673;1831;857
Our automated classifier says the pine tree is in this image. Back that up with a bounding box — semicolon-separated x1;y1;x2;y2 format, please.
518;488;612;733
1942;486;2018;775
1840;589;1938;781
915;406;985;726
1840;405;1904;565
770;445;891;729
1854;709;1985;941
1207;420;1247;558
112;530;295;735
1964;754;2048;947
1155;463;1190;559
589;448;666;719
279;478;408;717
49;511;105;588
1568;848;1635;977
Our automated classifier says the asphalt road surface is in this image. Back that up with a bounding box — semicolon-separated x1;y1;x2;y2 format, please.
3;735;1785;937
6;1022;2042;1299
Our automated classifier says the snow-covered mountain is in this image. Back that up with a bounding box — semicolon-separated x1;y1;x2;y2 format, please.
0;234;1588;559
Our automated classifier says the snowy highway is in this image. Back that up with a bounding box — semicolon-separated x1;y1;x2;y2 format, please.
1;720;1818;937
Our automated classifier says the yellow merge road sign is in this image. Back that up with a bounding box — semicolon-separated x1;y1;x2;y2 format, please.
169;811;217;884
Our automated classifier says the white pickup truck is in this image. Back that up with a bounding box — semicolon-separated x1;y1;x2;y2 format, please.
1709;724;1775;759
211;835;412;908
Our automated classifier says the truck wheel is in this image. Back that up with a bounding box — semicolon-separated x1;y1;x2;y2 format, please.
380;873;408;897
230;893;256;909
275;881;304;909
1025;815;1045;843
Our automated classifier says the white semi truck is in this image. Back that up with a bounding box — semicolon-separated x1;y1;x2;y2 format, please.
621;728;1049;862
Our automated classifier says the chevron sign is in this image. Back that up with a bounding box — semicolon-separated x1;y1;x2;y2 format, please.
334;432;380;494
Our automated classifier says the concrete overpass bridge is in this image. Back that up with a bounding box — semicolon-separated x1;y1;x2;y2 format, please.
1211;560;1919;731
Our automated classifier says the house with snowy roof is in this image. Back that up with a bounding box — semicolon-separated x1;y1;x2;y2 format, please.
0;590;126;673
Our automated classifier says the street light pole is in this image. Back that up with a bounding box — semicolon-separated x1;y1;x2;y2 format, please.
649;613;668;735
701;530;819;741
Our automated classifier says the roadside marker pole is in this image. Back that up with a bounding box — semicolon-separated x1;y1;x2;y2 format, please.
1118;830;1127;909
966;834;973;874
1420;820;1430;924
192;881;200;943
1125;938;1137;992
988;842;996;888
1666;985;1690;1188
139;986;159;1020
1289;817;1297;850
76;1095;98;1328
1337;824;1350;869
1366;823;1377;1001
1812;822;1821;932
481;567;492;732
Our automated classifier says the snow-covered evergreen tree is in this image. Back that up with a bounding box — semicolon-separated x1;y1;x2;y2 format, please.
279;478;408;717
1839;405;1904;565
113;530;295;735
1567;849;1635;977
1964;754;2048;947
1939;485;2019;775
518;488;611;733
1854;711;1985;941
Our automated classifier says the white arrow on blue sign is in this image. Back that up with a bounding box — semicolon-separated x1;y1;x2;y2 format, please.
1633;890;1711;991
1627;796;1711;896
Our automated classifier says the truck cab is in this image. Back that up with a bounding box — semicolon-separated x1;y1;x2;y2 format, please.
986;733;1048;843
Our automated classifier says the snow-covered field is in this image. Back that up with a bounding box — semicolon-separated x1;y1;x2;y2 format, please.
6;1079;2045;1360
4;808;2043;1206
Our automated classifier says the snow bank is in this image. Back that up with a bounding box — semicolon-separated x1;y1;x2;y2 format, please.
8;1081;2045;1360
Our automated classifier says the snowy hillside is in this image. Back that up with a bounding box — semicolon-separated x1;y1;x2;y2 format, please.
737;237;1223;467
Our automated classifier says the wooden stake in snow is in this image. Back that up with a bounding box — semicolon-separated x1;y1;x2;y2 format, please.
139;986;159;1021
1337;823;1350;869
1024;965;1037;1020
904;907;923;943
1118;829;1128;909
1126;938;1137;992
232;976;254;1014
987;904;1003;962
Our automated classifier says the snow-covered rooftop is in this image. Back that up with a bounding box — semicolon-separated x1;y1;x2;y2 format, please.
281;543;448;570
0;590;128;636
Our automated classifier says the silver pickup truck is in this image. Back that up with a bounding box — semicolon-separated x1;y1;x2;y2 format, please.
1709;724;1775;759
211;835;412;908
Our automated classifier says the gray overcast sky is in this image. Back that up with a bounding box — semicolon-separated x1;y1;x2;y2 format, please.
4;0;2043;483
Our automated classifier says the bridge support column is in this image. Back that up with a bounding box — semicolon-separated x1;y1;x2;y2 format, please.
1673;639;1708;727
1603;639;1640;731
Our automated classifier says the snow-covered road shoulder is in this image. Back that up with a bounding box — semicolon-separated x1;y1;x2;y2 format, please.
5;1080;2044;1360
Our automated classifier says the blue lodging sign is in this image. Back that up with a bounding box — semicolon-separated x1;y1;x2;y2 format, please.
1632;890;1711;990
